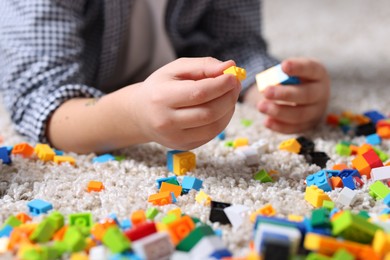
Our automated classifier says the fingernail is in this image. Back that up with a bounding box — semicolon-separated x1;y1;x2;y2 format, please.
258;101;269;113
264;87;275;99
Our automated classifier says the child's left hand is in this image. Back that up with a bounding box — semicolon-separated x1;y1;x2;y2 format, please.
243;57;330;133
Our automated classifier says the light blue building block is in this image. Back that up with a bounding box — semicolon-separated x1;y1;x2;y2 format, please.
0;225;13;238
166;150;183;172
181;176;203;193
305;170;332;192
27;199;53;216
366;133;381;146
92;154;115;163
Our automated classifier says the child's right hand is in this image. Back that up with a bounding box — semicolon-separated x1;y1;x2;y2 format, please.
127;57;241;150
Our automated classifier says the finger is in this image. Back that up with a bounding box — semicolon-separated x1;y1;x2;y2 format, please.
281;58;327;81
263;117;317;134
168;73;241;108
263;82;323;105
173;86;240;128
257;100;321;124
161;57;236;80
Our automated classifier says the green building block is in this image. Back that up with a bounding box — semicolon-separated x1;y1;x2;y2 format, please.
102;226;131;254
311;208;331;228
332;249;355;260
63;226;87;252
22;246;59;260
176;225;214;252
69;212;93;229
241;118;253;127
225;141;234;147
369;181;390;200
357;210;370;220
322;200;335;211
52;241;68;257
165;178;180;186
47;211;64;231
331;210;382;244
335;143;351;156
305;252;330;260
161;213;178;224
254;169;273;183
373;147;389;162
146;207;159;220
2;215;22;229
339;117;350;126
115;155;126;161
29;218;57;243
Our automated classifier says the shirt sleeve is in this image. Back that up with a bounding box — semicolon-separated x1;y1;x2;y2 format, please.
166;0;279;91
0;0;104;144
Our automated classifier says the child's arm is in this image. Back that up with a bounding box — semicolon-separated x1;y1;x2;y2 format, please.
243;58;330;133
48;58;241;153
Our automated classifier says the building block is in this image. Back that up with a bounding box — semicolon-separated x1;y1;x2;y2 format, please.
11;143;35;158
351;155;371;178
295;136;315;155
53;156;76;166
369;181;390;200
47;211;65;231
223;205;249;231
254;169;273;183
195;190;211;206
322;200;335;211
29;218;57;243
305;152;330;168
92;153;115;163
0;225;12;238
332;163;348;171
216;131;226;140
355;122;376;136
87;181;105;192
0;147;11;164
69;212;93;229
336;187;358;207
223;66;247;81
34;143;55;162
167;215;195;245
257;204;276;217
233;137;249;148
311;208;331;229
373;147;389;162
326;114;340;126
362;149;383;169
331;210;383;244
156;176;178;189
209;201;232;225
377;126;390;138
102;226;131;254
371;166;390;182
278;138;301;154
2;216;22;229
130;210;146;226
341;176;357;190
124;222;157;242
15;213;32;224
304;185;332;208
172;151;196;175
63;226;87;252
364;110;386;124
335;143;351;156
235;145;259;166
306;170;332;192
145;208;159;220
181;176;203;193
119;219;132;231
27;199;53;216
189;235;228;260
176;225;215;252
132;232;174;260
166;150;183;172
148;191;173;206
160;182;182;198
330;177;343;189
372;229;390;258
366;133;382;145
255;64;300;92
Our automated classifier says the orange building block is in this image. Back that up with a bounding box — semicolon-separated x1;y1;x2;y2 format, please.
351;155;371;178
377;126;390;139
330;176;343;189
258;204;276;217
172;152;196;176
278;138;301;154
160;182;182;198
53;225;68;241
148;191;173;206
11;143;35;158
53;156;76;166
91;223;108;241
304;185;332;208
304;233;381;260
332;163;348;171
357;144;373;156
87;181;105;192
7;227;30;250
167;215;195;245
349;144;359;155
131;210;146;226
15;213;32;223
34;143;55;162
353;114;370;125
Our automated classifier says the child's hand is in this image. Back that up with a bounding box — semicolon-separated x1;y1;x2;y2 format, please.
244;58;330;133
130;57;241;150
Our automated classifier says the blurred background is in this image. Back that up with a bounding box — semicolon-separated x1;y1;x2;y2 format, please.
263;0;390;88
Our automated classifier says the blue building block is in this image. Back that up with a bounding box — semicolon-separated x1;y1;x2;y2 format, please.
254;216;306;239
338;169;361;179
171;192;177;203
0;224;13;238
384;193;390;207
108;213;120;226
109;252;141;260
259;232;290;253
305;170;332;192
5;146;13;155
324;170;340;177
330;208;341;219
166;150;183;172
340;125;351;134
303;217;331;236
0;147;12;165
363;110;386;124
181;176;203;193
120;219;132;230
341;176;357;190
54;149;64;156
27;199;53;216
155;176;178;189
366;133;381;146
380;208;390;215
217;131;226;140
92;154;115;163
209;248;232;259
214;229;223;238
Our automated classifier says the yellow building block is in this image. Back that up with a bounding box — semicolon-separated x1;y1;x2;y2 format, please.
160;182;182;198
70;252;89;260
156;222;168;232
373;230;390;258
167;208;182;219
233;137;249;148
223;66;247;81
34;144;55;162
278;138;301;154
172;151;196;175
195;190;211;206
53;156;76;166
304;185;332;208
287;214;304;222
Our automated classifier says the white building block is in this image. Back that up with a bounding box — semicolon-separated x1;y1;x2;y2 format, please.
170;250;191;260
254;223;301;255
251;139;269;154
371;166;390;182
223;204;249;231
132;232;174;260
89;245;109;260
189;235;227;259
0;237;9;254
235;146;259;166
337;187;358;206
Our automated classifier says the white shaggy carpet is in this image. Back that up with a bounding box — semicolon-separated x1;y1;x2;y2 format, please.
1;0;390;257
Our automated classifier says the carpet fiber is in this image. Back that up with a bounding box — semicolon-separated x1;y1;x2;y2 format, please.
1;0;390;257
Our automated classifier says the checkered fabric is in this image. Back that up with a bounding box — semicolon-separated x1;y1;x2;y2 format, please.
0;0;277;143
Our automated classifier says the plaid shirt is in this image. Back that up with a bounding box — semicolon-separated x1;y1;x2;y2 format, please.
0;0;277;143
